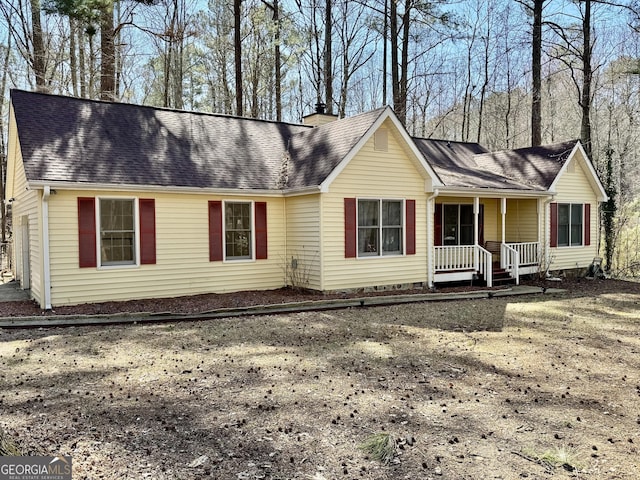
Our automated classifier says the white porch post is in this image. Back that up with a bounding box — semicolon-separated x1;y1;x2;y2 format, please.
500;197;507;243
500;197;507;269
474;197;480;245
474;197;479;273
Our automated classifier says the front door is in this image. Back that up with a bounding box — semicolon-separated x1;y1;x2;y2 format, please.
435;203;484;246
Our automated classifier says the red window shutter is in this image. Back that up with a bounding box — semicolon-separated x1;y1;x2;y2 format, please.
406;199;416;255
584;203;591;246
78;197;97;268
434;203;443;246
255;202;268;259
550;202;558;248
344;198;357;258
139;198;156;265
208;201;223;261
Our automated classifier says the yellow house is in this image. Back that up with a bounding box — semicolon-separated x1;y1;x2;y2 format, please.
5;90;607;309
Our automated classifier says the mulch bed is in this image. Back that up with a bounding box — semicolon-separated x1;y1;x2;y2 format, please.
1;276;637;318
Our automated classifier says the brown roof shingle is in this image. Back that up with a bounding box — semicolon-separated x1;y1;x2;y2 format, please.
413;137;577;191
11;89;309;190
11;89;579;195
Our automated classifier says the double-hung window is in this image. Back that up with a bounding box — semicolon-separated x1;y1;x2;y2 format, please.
557;203;583;247
100;198;136;266
208;201;268;262
78;197;156;269
358;199;403;256
225;202;252;259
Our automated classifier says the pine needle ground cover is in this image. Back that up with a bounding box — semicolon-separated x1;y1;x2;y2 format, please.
1;282;638;479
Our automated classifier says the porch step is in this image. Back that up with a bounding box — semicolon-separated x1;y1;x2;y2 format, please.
478;267;516;286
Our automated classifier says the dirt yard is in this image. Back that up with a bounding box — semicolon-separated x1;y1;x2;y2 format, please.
1;279;639;479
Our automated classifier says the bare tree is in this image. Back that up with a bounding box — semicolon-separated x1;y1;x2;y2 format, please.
261;0;283;120
335;0;375;117
1;0;49;90
0;32;10;245
234;0;243;115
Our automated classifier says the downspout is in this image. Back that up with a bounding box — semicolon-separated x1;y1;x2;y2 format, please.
426;188;439;288
42;186;52;310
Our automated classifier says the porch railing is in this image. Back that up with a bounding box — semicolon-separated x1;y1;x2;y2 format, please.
434;245;493;287
505;242;539;266
434;245;476;272
501;243;520;285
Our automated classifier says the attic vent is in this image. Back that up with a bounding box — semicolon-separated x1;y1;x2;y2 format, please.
566;160;575;173
374;128;388;152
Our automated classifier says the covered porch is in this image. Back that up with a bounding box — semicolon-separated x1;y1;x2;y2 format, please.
431;196;545;287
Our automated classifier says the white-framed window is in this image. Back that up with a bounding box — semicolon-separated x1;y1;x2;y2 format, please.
99;197;137;266
442;204;474;246
557;203;583;247
357;199;403;257
224;201;252;260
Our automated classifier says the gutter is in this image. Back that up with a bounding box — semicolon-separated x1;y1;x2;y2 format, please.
437;187;547;198
27;181;323;198
41;186;52;310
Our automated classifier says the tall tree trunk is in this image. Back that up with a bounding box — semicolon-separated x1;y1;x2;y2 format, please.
398;2;410;125
29;0;46;90
234;0;243;116
263;0;283;120
382;0;388;106
100;1;116;100
531;0;543;146
70;17;78;96
603;142;616;271
115;0;122;97
580;0;593;159
163;40;171;107
0;31;10;244
79;28;87;97
324;0;332;113
477;12;490;144
390;0;399;119
273;0;282;121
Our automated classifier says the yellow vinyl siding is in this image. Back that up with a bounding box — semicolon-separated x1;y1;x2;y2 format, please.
321;120;429;291
47;190;287;306
6;106;43;305
505;199;538;242
284;194;322;290
549;158;599;270
481;198;499;242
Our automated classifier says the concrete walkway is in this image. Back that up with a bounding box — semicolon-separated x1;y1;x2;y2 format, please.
0;278;31;302
0;285;563;329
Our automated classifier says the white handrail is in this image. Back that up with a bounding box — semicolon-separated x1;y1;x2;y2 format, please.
501;243;520;285
477;245;492;287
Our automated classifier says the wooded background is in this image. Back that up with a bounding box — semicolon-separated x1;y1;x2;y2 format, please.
1;0;639;276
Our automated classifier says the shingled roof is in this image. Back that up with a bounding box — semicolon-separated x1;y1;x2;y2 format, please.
11;89;580;195
413;137;577;191
286;108;387;188
11;89;309;190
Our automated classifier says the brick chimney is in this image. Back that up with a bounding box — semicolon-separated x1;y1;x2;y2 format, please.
302;102;338;127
